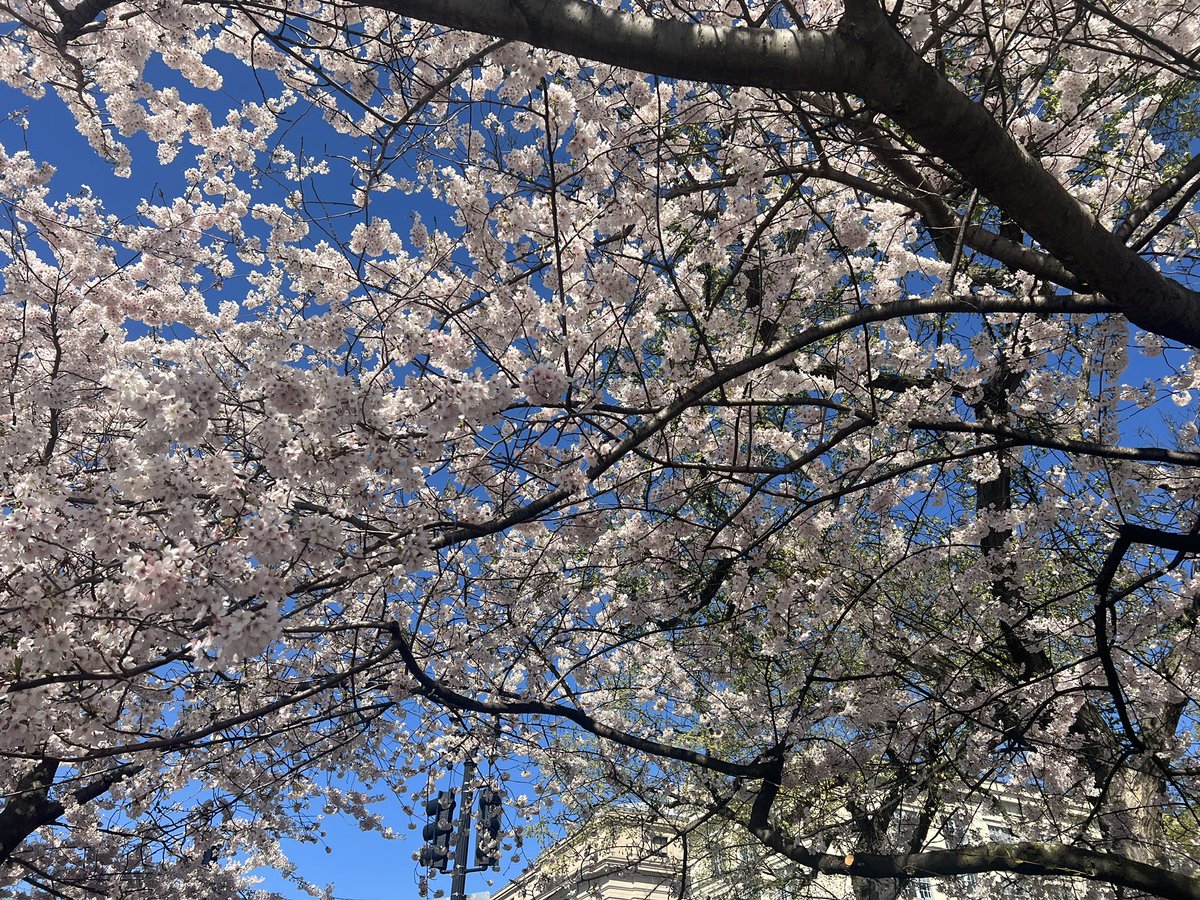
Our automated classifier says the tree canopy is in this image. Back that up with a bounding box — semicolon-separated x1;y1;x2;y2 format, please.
3;0;1200;897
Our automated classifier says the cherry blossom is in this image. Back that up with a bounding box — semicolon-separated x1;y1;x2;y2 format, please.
2;1;1200;898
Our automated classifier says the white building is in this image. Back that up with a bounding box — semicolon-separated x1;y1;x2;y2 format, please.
490;790;1111;900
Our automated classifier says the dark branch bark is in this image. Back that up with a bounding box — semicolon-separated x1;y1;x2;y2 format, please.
835;0;1200;347
0;760;60;864
0;761;142;866
56;0;121;41
356;0;859;89
749;827;1200;900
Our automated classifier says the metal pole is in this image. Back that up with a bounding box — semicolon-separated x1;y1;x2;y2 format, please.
450;758;476;900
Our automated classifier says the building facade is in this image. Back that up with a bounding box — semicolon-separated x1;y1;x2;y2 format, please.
490;791;1111;900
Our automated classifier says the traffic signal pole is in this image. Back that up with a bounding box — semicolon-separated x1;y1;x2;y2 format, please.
450;758;475;900
421;756;502;900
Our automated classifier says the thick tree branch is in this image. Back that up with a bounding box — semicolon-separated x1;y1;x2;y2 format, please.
748;824;1200;900
0;760;59;864
905;419;1200;467
353;0;860;89
0;761;142;866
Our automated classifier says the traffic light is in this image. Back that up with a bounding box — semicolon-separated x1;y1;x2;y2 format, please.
420;790;456;871
474;786;502;868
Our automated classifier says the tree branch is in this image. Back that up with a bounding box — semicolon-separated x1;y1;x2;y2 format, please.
748;830;1200;900
390;622;776;779
0;761;143;866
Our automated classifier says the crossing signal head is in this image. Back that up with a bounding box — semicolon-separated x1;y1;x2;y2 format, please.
420;790;456;871
474;787;503;868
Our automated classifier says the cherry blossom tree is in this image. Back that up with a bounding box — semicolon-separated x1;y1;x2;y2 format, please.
3;0;1200;897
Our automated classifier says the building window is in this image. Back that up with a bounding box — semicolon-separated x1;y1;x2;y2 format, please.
904;879;933;900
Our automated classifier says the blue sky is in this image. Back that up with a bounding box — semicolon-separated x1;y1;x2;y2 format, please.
252;773;504;900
